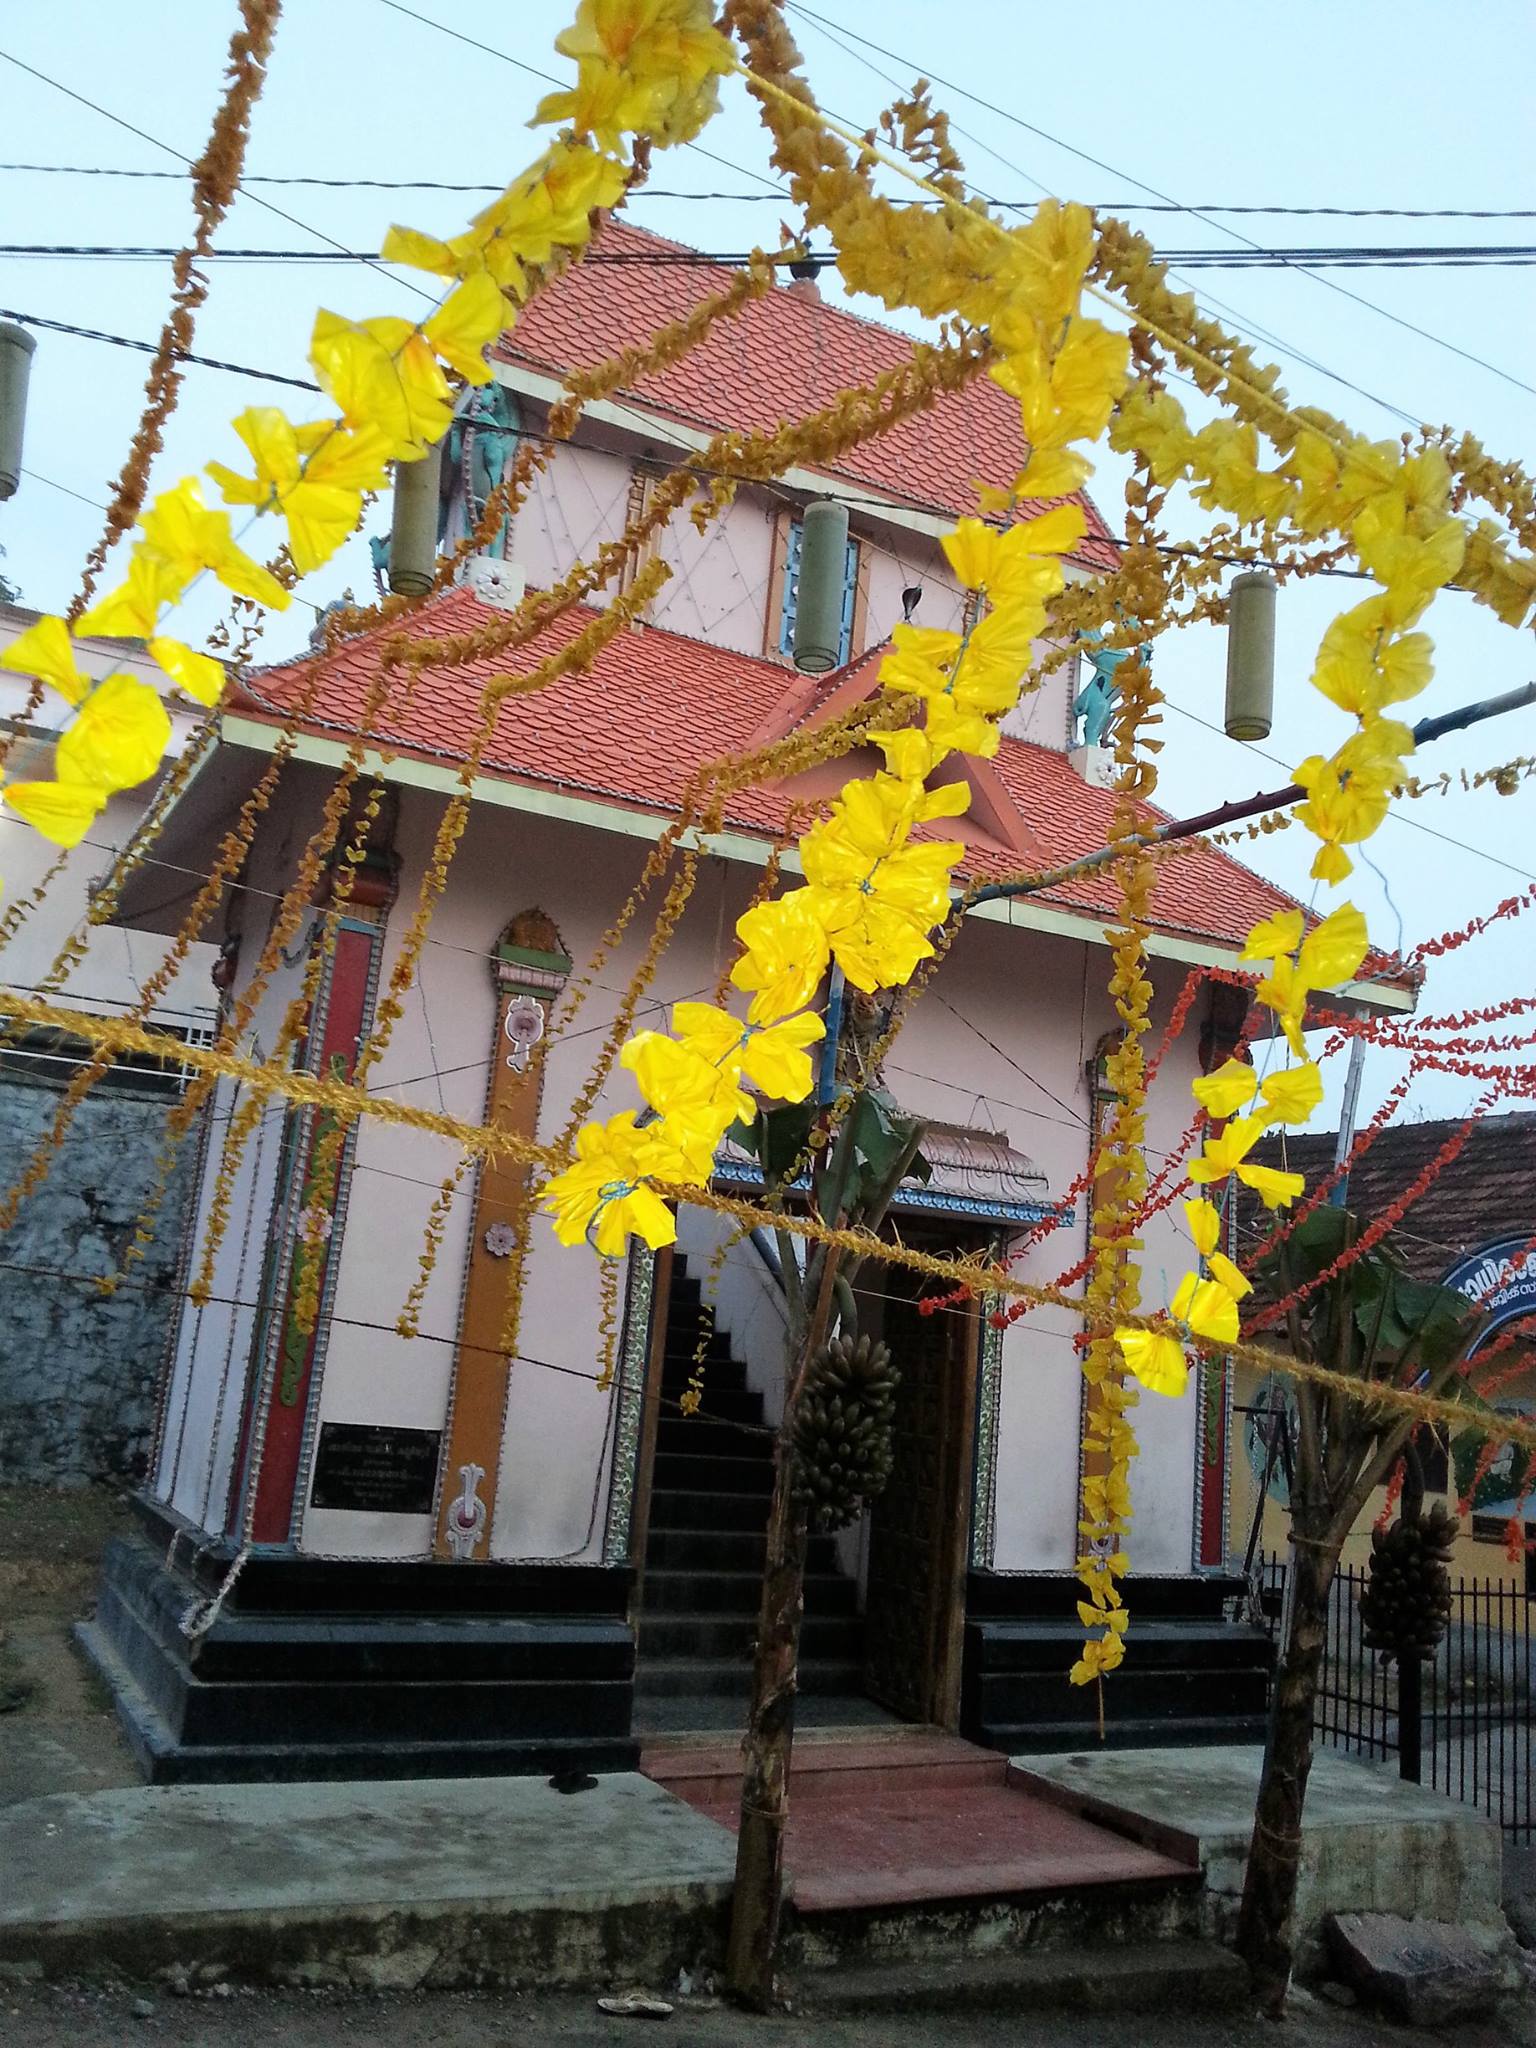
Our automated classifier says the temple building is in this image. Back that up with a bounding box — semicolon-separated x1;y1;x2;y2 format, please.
82;223;1413;1780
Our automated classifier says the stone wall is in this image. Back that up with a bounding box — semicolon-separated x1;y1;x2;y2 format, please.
0;1072;200;1487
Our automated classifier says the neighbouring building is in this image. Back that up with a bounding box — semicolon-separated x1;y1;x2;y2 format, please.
1232;1110;1536;1587
80;223;1413;1781
0;603;216;1487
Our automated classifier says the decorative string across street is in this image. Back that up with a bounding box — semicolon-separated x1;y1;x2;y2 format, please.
0;0;1533;1696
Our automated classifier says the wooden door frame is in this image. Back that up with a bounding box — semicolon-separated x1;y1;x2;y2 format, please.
862;1230;987;1730
932;1285;982;1728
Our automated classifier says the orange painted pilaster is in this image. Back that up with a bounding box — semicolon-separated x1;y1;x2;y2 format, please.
435;912;570;1560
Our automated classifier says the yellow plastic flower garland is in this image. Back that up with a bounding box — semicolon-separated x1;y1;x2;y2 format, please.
0;0;1527;1687
0;0;732;849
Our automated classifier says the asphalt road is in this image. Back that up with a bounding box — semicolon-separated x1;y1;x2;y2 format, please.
5;1983;1536;2048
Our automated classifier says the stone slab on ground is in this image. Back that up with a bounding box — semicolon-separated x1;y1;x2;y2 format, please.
1326;1911;1523;2024
0;1772;738;1989
1008;1744;1503;1947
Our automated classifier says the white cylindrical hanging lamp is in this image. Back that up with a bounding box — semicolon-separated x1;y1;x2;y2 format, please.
0;322;38;503
387;442;444;598
792;497;850;674
1224;570;1276;741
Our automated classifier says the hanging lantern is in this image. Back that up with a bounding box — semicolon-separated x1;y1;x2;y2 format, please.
0;322;37;504
387;440;444;597
792;497;850;674
1224;570;1276;741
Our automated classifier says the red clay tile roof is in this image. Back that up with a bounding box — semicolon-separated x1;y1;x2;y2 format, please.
238;586;1307;957
500;218;1120;570
1248;1114;1536;1285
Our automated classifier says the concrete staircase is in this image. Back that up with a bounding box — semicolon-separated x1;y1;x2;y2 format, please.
633;1256;882;1735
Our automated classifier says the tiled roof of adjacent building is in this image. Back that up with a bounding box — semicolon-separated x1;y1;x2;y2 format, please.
1247;1112;1536;1285
237;586;1310;958
498;218;1120;570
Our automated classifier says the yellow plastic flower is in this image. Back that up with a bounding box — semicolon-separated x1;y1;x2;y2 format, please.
1311;598;1434;717
206;409;390;574
309;311;455;457
147;637;224;708
536;0;734;150
1069;1631;1126;1686
924;693;1000;761
1353;505;1465;625
1254;954;1311;1057
386;143;629;296
1239;1162;1306;1211
1109;384;1197;487
56;675;172;794
137;480;291;610
1170;1270;1241;1347
879;615;1037;723
1293;750;1393;868
1191;1056;1257;1120
1188;1114;1266;1186
672;1000;825;1105
1297;901;1370;989
731;891;831;1025
1259;1061;1324;1126
540;1108;707;1257
620;1029;748;1131
987;199;1095;334
423;273;504;386
1239;908;1305;964
0;615;89;706
1;778;106;848
1012;319;1130;450
1117;1326;1189;1399
940;506;1085;598
1184;1197;1252;1301
799;774;967;990
75;552;189;640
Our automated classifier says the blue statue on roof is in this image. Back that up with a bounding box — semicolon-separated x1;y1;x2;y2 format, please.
1073;627;1150;748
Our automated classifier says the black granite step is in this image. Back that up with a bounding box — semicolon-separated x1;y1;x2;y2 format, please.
653;1415;772;1462
646;1488;774;1533
645;1526;841;1576
634;1655;866;1700
638;1609;863;1664
971;1618;1276;1674
652;1450;774;1495
641;1568;858;1617
971;1662;1270;1732
655;1385;766;1427
79;1621;639;1783
985;1712;1272;1754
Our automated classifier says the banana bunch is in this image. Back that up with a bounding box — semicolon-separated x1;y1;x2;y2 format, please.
1359;1499;1458;1662
789;1332;900;1532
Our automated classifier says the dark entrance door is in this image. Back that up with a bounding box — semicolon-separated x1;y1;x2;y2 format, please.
861;1266;979;1725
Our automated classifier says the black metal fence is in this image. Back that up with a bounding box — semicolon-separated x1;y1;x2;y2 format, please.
1258;1555;1536;1841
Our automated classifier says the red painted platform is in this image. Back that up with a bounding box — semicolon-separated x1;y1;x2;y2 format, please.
642;1730;1197;1913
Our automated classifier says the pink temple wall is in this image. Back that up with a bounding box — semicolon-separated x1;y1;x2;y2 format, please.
215;780;1216;1572
493;404;1080;749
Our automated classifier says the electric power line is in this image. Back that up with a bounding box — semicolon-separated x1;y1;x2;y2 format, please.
10;240;1536;271
782;2;1536;408
4;164;1536;219
371;0;790;200
0;45;434;308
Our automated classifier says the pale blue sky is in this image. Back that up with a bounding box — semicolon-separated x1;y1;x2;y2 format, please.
2;1;1533;1131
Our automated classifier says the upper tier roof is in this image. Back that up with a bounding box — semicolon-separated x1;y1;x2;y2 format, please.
497;217;1119;568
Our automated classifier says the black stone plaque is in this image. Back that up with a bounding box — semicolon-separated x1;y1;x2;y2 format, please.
309;1422;441;1514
